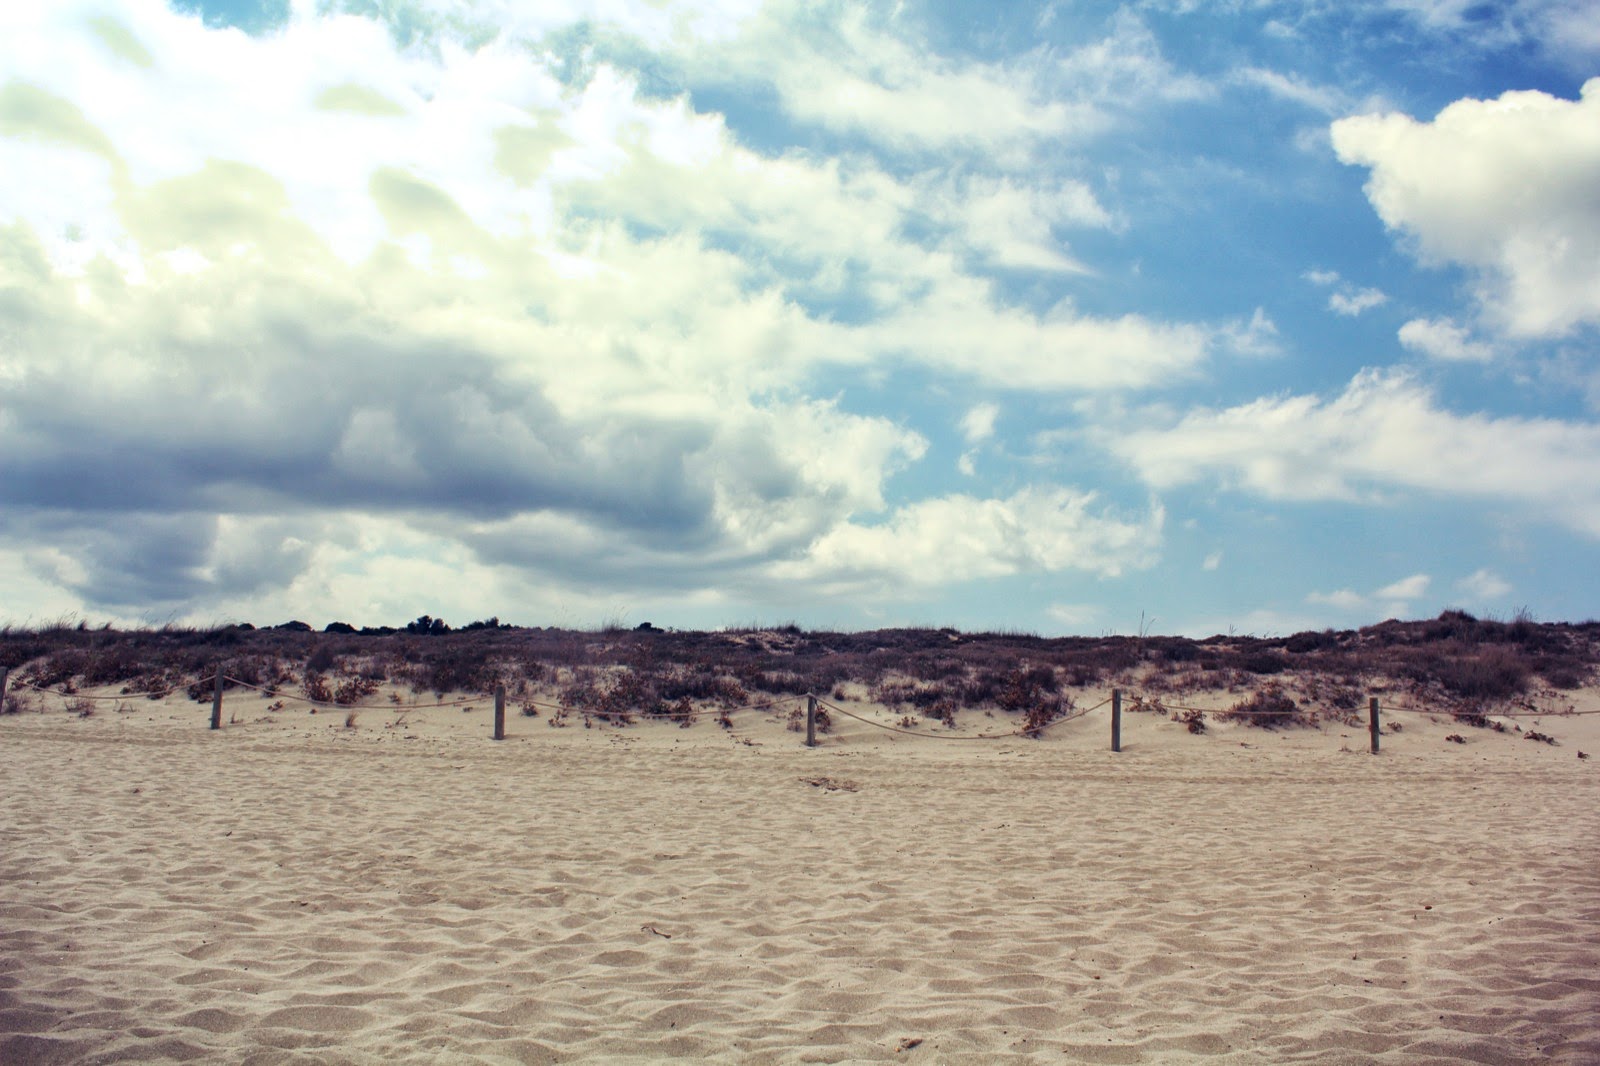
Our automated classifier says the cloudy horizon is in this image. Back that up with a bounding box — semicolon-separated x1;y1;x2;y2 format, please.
1;0;1597;637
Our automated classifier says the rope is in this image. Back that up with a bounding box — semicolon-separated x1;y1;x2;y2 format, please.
1123;692;1600;719
6;676;152;702
1383;699;1600;719
223;677;806;720
814;694;1109;741
221;674;482;710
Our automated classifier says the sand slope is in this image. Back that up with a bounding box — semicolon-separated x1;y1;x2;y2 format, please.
2;693;1598;1064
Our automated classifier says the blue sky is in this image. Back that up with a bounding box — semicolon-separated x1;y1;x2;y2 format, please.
1;0;1597;635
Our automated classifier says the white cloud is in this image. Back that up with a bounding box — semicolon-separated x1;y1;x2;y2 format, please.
1047;602;1099;628
1109;369;1600;535
1220;307;1281;357
770;489;1165;593
1376;573;1430;600
1307;574;1430;617
680;4;1211;165
0;0;1227;619
1234;66;1345;114
1397;316;1495;362
1378;0;1600;61
683;2;1090;159
929;174;1109;273
1203;551;1222;571
959;403;1000;444
1305;269;1387;318
1307;588;1367;610
1328;286;1387;316
1333;80;1600;338
1456;568;1512;600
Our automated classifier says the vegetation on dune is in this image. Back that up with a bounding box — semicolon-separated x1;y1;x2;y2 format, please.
1;610;1594;732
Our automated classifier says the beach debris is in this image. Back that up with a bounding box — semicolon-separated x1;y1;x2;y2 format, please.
1523;731;1558;745
1579;751;1589;760
896;1037;923;1052
802;776;859;792
641;925;673;939
1445;734;1466;744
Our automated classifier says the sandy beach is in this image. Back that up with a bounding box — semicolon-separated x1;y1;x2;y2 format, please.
3;686;1598;1064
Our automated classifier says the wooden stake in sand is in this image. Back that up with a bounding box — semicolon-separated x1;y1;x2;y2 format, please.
1369;697;1380;754
1112;688;1122;752
210;668;224;730
494;685;506;741
805;694;817;748
0;667;8;713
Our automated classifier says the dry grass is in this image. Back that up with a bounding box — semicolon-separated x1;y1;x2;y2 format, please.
3;610;1596;733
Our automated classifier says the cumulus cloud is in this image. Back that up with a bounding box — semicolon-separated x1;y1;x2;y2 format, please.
1305;269;1387;317
959;403;1000;444
1456;568;1512;600
1327;286;1388;317
1333;80;1600;338
770;490;1165;594
1108;369;1600;535
1308;574;1436;616
1307;588;1367;610
0;0;1214;619
1397;316;1496;362
1376;574;1430;600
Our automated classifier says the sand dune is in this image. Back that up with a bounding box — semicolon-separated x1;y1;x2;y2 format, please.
3;687;1598;1064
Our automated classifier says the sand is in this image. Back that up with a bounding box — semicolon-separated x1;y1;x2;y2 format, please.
2;684;1598;1064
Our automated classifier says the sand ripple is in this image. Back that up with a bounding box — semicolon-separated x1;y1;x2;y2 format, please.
2;719;1597;1063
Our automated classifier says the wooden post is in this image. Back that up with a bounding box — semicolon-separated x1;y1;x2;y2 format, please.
210;668;224;730
1369;696;1380;754
494;684;506;741
805;694;817;748
1111;688;1122;752
0;667;8;713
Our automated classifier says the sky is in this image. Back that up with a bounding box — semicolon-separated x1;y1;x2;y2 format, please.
1;0;1598;637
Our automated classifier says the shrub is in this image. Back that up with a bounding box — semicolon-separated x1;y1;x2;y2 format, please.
23;650;88;690
661;695;696;727
409;646;496;695
1427;647;1529;702
334;676;379;705
1540;660;1590;690
1220;683;1306;728
742;668;811;696
1020;693;1070;738
303;672;333;704
1232;650;1290;676
657;662;747;707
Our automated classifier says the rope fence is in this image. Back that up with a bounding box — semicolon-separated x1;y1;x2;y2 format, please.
815;694;1111;742
2;661;1593;752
